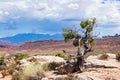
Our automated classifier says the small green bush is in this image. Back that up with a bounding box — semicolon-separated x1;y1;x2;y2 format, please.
55;52;66;59
99;54;109;60
15;53;28;61
0;56;6;66
116;53;120;61
1;57;17;78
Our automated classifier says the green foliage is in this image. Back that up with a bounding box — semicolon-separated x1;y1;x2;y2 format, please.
63;18;96;48
116;53;120;61
0;56;6;66
62;28;76;42
73;39;78;46
15;53;28;61
55;52;67;59
73;39;84;47
80;18;96;30
80;20;90;29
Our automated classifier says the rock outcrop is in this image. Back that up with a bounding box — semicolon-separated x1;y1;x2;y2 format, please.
18;56;65;68
85;53;120;68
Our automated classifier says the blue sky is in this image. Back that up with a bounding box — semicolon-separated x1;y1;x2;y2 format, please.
0;0;120;38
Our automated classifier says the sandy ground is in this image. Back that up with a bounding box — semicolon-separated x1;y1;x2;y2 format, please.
0;68;120;80
0;74;11;80
43;67;120;80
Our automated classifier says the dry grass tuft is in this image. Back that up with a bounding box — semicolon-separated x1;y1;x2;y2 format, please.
116;52;120;61
99;53;109;60
12;62;46;80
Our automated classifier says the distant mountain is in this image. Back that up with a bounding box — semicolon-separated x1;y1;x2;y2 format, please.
0;33;63;43
102;34;120;39
0;40;12;45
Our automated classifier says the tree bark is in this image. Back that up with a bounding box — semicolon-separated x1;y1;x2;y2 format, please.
76;38;84;72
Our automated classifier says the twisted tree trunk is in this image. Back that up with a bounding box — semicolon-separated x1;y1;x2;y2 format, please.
76;38;84;72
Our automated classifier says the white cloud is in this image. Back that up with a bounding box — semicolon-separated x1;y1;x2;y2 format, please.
113;26;120;34
0;0;120;25
68;3;79;10
0;36;3;38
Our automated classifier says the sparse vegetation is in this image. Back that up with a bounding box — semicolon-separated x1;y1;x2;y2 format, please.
12;62;45;80
116;52;120;61
55;52;67;59
60;18;96;72
14;53;28;61
1;56;17;78
0;56;6;66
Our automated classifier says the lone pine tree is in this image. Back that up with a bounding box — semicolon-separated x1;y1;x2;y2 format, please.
62;18;96;72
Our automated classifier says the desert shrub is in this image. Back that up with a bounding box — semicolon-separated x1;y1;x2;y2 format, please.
14;53;28;61
116;53;120;61
0;56;6;66
55;52;67;59
99;54;109;60
0;65;6;71
12;62;45;80
1;57;17;78
1;67;16;78
42;63;49;71
48;62;64;70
